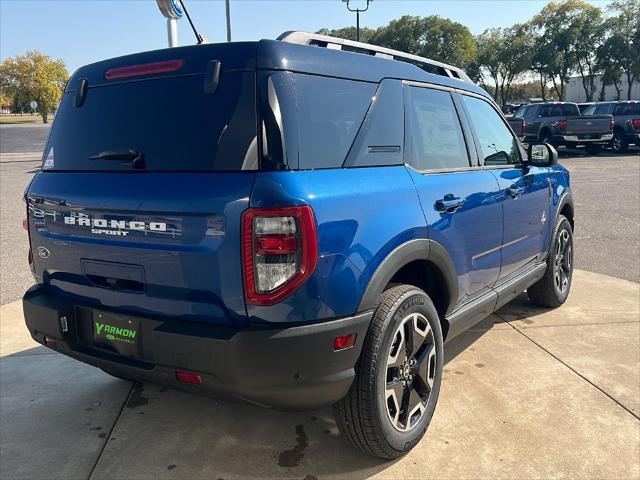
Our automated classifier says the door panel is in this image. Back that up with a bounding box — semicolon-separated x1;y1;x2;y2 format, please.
408;169;504;304
458;93;552;281
488;167;551;279
404;85;503;306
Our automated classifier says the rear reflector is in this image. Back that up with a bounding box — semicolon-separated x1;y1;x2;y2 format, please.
22;218;28;230
44;337;57;349
176;371;202;385
333;333;357;351
105;59;184;80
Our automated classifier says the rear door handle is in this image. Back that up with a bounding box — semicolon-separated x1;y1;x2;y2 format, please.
508;186;525;198
436;194;465;212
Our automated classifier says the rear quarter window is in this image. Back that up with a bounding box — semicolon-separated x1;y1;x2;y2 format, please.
293;74;376;169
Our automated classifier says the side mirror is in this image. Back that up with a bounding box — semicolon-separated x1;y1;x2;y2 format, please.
527;143;558;167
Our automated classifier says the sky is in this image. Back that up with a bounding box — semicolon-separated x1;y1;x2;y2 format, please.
0;0;613;73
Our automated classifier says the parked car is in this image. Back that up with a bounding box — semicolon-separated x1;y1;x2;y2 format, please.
582;100;640;152
508;102;613;154
22;32;575;460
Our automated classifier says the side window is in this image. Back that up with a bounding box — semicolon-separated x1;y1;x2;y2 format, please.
407;86;470;170
461;95;521;166
599;104;613;114
524;106;537;123
294;74;376;169
582;105;597;115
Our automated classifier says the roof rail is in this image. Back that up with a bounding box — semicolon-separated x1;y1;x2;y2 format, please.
277;31;472;84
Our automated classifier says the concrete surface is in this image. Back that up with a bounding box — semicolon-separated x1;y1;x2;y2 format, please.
1;124;638;307
1;269;638;479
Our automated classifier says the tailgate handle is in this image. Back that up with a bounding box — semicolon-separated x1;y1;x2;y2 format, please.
81;260;146;292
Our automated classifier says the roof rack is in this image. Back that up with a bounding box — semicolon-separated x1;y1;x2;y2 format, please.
277;31;472;84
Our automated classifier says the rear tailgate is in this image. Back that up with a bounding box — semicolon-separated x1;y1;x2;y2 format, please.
565;115;612;135
26;44;259;327
507;117;525;137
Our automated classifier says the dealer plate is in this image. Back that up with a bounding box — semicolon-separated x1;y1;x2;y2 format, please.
93;311;140;357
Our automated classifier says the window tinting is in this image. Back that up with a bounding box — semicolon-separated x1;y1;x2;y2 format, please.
407;87;469;170
524;106;537;123
539;104;579;117
45;72;257;171
582;105;597;115
294;74;376;169
512;106;526;118
597;103;614;114
462;95;520;166
613;103;640;115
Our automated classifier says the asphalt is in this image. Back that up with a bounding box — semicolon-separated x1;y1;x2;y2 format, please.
1;270;638;479
1;124;638;306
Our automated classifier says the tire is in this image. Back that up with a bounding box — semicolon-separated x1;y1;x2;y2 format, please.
585;144;602;155
611;131;629;153
333;285;444;459
540;130;555;148
528;215;574;308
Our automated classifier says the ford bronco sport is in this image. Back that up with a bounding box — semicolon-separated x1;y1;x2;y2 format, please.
22;32;574;459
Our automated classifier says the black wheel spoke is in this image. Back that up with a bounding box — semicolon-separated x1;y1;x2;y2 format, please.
412;343;435;393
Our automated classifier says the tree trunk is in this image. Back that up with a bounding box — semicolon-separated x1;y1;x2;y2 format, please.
599;78;607;101
627;71;634;100
41;111;48;124
539;73;546;101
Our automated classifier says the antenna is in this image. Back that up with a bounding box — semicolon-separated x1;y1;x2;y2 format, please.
178;0;204;44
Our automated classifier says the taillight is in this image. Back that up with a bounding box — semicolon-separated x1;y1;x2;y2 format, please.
632;119;640;130
522;122;527;134
104;59;184;80
610;117;615;131
558;120;567;131
242;206;318;306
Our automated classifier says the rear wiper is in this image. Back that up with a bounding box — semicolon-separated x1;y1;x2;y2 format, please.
89;149;145;169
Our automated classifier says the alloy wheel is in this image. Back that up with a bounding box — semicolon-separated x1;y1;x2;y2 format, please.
554;229;572;294
385;313;436;432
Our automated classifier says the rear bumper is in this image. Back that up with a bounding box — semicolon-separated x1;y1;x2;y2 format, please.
22;286;372;410
560;133;613;143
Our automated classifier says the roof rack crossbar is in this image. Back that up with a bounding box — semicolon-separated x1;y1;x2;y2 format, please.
277;31;472;84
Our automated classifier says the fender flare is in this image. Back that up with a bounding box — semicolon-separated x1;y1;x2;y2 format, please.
556;192;574;228
357;239;459;315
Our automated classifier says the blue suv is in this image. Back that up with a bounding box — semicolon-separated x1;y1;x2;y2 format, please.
22;32;574;459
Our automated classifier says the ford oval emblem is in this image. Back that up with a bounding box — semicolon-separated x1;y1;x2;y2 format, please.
37;246;50;259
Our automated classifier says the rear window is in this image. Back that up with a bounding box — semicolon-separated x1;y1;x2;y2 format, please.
44;72;257;171
539;104;579;117
613;103;640;115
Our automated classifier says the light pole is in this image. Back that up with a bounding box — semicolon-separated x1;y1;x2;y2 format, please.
156;0;184;47
341;0;372;42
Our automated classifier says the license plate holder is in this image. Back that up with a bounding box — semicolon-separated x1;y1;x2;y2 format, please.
93;311;140;357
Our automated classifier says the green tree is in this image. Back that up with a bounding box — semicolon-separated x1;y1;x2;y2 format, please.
571;2;605;101
476;25;533;105
0;51;69;123
605;0;640;99
370;15;477;71
531;0;598;100
316;26;377;43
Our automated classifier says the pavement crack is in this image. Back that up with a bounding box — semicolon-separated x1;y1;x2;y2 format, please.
87;381;135;480
494;312;640;422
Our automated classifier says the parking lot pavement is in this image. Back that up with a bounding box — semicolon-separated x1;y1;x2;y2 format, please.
1;269;638;479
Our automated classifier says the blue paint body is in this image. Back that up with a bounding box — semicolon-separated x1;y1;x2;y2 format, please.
25;39;572;332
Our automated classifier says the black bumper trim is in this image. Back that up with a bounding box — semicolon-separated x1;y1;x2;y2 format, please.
22;286;373;410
